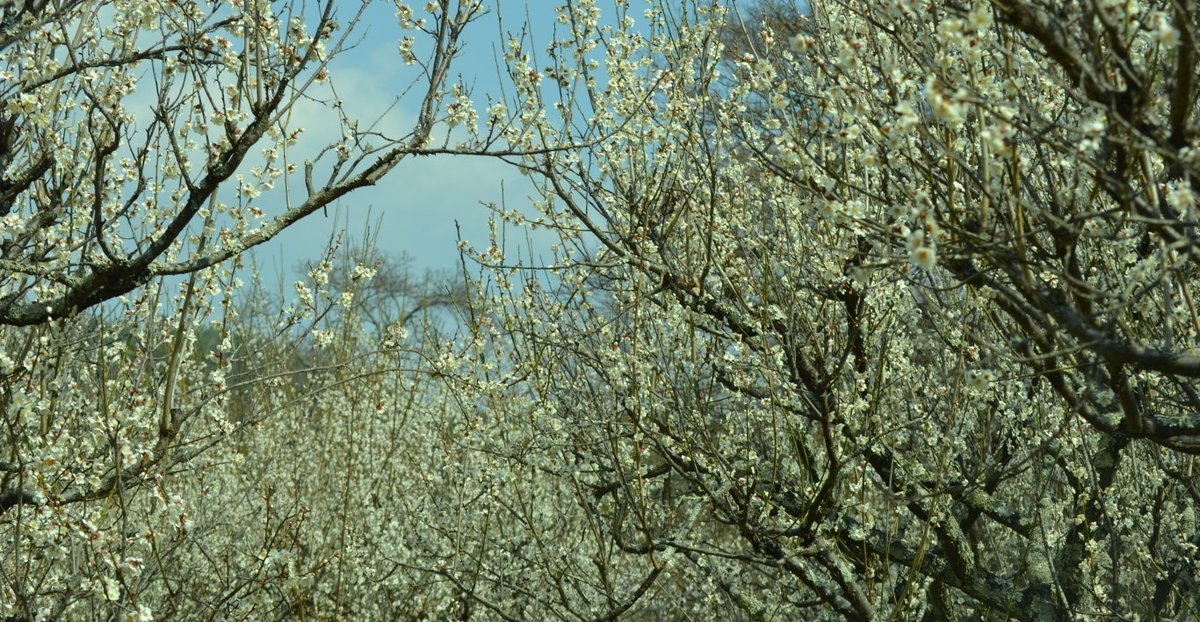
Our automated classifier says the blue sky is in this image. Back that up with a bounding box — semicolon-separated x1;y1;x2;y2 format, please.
252;0;563;282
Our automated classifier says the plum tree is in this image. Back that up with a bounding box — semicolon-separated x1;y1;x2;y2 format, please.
5;0;1199;619
444;0;1200;618
0;0;492;618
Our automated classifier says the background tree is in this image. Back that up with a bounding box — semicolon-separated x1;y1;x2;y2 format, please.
156;243;471;619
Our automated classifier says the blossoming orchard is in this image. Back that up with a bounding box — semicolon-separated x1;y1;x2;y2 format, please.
1;0;1197;619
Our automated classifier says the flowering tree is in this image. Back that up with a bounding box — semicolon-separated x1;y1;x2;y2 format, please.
436;0;1200;618
6;0;1199;618
0;0;497;618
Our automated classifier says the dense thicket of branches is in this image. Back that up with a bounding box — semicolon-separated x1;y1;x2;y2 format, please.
442;0;1200;618
0;0;495;618
2;0;1199;619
